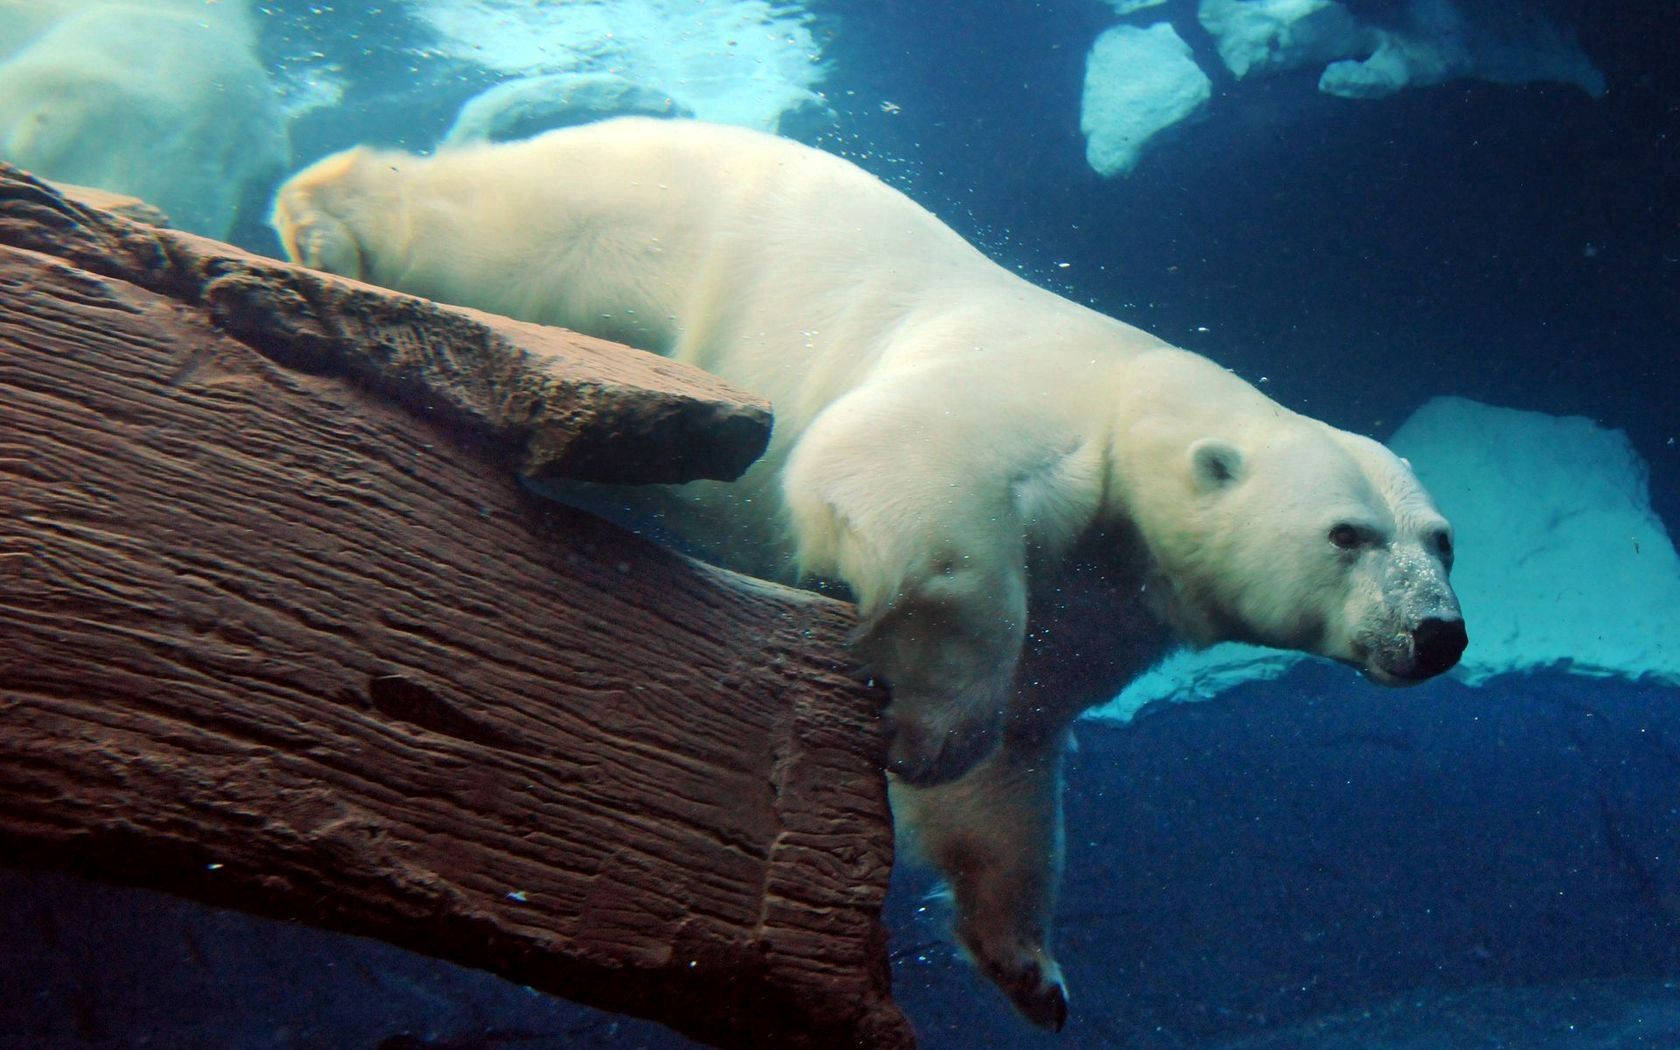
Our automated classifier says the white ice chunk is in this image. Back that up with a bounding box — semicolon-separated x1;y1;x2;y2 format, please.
1081;22;1213;178
415;0;828;132
1198;0;1605;100
1198;0;1367;79
1391;397;1680;683
441;73;691;148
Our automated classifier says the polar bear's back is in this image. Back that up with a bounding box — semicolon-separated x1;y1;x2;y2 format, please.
358;119;1022;409
276;115;1172;494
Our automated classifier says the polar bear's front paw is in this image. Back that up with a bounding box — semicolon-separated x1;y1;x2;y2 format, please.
885;700;1001;786
976;941;1069;1031
290;214;365;279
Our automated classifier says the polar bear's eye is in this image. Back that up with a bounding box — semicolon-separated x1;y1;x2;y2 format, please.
1328;523;1365;550
1432;531;1454;560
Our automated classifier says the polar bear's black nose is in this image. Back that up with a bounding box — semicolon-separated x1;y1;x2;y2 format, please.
1413;616;1468;677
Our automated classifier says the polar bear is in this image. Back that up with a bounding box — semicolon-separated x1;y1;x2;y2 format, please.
271;118;1467;1029
0;0;286;239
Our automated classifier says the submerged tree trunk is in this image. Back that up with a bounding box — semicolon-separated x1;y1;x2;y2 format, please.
0;167;914;1050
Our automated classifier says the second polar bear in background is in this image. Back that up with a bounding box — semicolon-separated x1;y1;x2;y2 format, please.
271;118;1466;1029
0;0;286;239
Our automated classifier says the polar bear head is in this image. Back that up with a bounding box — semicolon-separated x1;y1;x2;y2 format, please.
1179;426;1465;683
1122;359;1466;685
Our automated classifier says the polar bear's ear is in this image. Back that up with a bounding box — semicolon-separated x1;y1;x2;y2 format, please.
1189;439;1244;492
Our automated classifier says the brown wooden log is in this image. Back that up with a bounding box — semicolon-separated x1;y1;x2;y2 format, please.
0;170;914;1049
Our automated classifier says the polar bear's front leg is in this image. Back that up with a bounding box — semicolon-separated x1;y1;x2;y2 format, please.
893;733;1070;1030
851;549;1027;784
782;382;1031;785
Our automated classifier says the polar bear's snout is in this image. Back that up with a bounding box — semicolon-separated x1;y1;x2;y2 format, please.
1388;538;1467;681
1359;604;1466;684
1410;614;1468;678
1348;532;1466;684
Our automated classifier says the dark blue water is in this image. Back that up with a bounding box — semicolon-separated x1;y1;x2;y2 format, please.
4;0;1678;1046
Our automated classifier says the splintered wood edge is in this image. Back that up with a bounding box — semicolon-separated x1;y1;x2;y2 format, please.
46;179;174;227
0;164;772;485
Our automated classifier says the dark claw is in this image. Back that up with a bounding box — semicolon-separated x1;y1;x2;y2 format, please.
1036;982;1069;1033
988;954;1069;1031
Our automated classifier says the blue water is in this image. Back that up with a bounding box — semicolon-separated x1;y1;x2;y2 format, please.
3;0;1677;1046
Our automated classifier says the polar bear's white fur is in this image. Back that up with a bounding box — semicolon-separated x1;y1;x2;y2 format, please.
0;0;286;239
271;118;1466;1028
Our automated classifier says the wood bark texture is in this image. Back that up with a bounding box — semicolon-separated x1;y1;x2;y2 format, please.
0;167;913;1049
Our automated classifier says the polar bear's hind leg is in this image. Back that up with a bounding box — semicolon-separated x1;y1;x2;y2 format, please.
893;734;1070;1030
